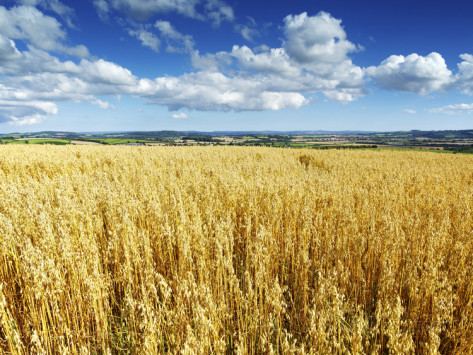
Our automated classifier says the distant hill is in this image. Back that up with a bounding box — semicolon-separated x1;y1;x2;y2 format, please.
2;129;473;140
369;130;473;139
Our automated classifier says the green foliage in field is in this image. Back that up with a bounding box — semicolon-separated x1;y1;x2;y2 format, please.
449;144;473;154
83;138;150;145
29;139;70;145
1;139;70;145
0;139;21;144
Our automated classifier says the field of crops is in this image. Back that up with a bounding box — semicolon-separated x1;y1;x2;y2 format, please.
0;146;472;354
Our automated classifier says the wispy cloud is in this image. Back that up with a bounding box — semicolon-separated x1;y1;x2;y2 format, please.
128;27;160;52
92;0;234;25
155;21;194;53
235;17;262;42
429;103;473;115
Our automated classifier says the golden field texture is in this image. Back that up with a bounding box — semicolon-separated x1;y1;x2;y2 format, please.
0;146;472;354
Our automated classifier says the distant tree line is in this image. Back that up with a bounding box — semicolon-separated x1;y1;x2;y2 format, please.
182;136;224;143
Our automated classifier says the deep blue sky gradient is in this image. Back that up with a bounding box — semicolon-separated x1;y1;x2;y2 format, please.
1;0;473;132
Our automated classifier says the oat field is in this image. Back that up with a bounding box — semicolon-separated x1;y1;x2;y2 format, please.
0;146;472;354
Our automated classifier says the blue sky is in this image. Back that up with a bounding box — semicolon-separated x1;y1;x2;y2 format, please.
1;0;473;132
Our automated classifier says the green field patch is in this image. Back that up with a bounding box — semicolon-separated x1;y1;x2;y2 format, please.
1;139;26;144
82;138;151;145
1;139;71;145
29;139;70;145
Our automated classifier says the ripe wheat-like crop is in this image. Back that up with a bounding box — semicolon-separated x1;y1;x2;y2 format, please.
0;146;472;354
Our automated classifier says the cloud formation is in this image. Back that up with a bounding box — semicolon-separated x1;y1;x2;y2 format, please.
155;21;195;53
234;17;267;42
0;5;89;57
5;2;473;127
189;12;366;103
229;46;300;77
0;35;22;64
454;54;473;96
92;0;234;26
366;52;452;95
128;27;161;52
429;103;473;115
17;0;76;28
143;72;309;111
0;96;58;126
283;12;360;64
0;9;374;125
0;39;310;125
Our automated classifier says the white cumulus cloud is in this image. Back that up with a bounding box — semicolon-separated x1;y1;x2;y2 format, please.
0;38;313;125
145;72;309;111
189;12;366;103
229;45;300;77
0;96;58;125
9;113;46;126
0;9;417;125
453;54;473;95
0;35;22;64
78;59;137;86
283;12;360;64
16;0;76;28
366;52;453;95
0;5;89;57
0;10;375;126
